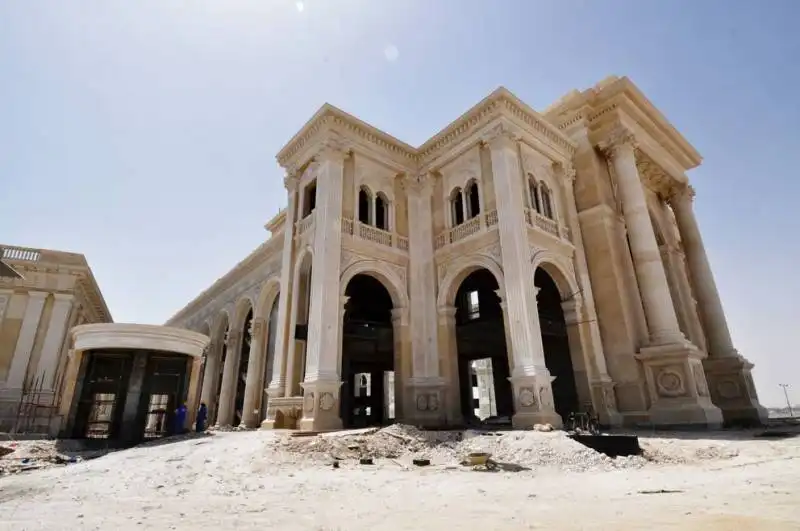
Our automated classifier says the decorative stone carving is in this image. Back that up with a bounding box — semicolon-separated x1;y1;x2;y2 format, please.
518;387;536;408
599;124;637;158
481;242;502;265
481;121;521;149
656;367;685;397
415;392;440;412
402;172;433;195
416;393;428;411
304;392;315;412
319;392;335;411
692;363;709;397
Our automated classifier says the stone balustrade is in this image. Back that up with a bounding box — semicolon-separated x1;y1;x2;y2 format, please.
2;246;41;262
340;217;409;252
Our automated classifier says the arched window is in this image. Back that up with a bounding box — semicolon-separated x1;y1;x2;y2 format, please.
541;184;554;220
450;187;465;226
465;180;480;219
375;193;389;231
529;176;541;214
358;186;372;224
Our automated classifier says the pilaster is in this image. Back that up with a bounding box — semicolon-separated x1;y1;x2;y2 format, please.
200;339;221;410
437;305;462;425
404;172;442;380
484;123;560;429
6;291;48;389
34;293;74;390
556;163;622;427
298;139;348;431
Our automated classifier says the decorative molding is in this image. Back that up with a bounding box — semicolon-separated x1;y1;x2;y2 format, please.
71;323;211;358
599;124;637;159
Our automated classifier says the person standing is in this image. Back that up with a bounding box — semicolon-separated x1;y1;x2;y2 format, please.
196;402;208;433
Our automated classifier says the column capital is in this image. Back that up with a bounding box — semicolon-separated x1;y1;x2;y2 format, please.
599;125;638;159
249;318;266;340
481;122;521;150
667;184;695;207
315;136;350;163
402;172;434;196
390;306;409;327
437;305;457;324
553;161;577;183
283;171;299;191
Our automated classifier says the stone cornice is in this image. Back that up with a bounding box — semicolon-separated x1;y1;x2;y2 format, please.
264;208;287;235
165;235;283;327
276;87;576;175
0;244;112;323
71;323;210;358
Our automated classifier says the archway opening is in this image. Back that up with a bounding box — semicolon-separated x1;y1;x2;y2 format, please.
534;267;579;420
454;268;513;425
234;307;253;426
358;186;371;224
341;274;395;428
260;293;280;423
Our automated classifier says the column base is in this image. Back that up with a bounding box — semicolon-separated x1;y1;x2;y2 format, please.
508;373;563;429
589;378;624;428
403;377;448;428
297;379;343;432
704;354;768;427
636;343;723;429
259;390;303;430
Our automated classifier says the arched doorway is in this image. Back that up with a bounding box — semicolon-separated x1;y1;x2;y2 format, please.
453;268;513;424
234;307;253;426
341;274;395;428
260;294;280;423
534;267;579;420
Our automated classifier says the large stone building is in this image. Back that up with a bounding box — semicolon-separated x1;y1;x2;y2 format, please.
166;76;767;432
0;245;112;432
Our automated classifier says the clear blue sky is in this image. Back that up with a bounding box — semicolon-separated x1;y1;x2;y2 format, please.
1;1;798;407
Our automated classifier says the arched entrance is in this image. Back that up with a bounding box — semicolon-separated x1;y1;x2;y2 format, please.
453;268;513;424
234;307;253;426
534;267;579;420
340;274;395;428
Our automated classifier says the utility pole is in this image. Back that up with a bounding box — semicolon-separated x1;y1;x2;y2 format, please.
779;384;794;417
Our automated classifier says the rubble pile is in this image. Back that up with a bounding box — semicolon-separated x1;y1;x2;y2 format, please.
275;424;653;472
0;440;95;476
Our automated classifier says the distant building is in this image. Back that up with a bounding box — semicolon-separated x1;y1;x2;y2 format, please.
0;245;111;433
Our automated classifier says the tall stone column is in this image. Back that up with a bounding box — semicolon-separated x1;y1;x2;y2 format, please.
484;122;561;429
602;129;684;346
601;127;721;428
7;291;48;390
266;177;299;407
240;317;267;428
216;330;241;426
558;164;621;426
34;293;74;390
669;185;766;425
390;306;410;422
404;173;446;426
299;140;347;431
200;340;220;409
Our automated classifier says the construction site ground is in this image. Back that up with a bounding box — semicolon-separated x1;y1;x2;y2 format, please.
1;425;799;530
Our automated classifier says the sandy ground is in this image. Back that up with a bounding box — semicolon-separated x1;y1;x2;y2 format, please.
1;427;799;531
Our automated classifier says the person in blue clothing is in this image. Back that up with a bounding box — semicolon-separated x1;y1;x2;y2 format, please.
196;402;208;433
173;403;188;435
